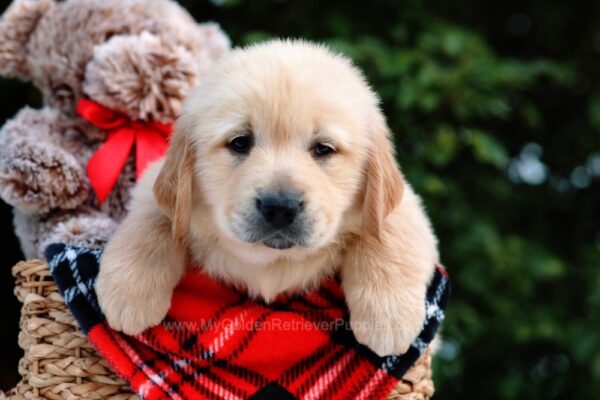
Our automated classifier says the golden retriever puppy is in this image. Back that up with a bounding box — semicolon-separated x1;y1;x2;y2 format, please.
96;40;439;356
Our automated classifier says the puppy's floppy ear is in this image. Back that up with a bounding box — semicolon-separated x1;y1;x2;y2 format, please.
153;114;195;242
362;113;405;240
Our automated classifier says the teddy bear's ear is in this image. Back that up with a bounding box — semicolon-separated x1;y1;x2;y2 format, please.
84;32;200;123
0;0;53;78
197;22;231;60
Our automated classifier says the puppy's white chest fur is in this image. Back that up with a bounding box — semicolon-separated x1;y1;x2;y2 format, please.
189;232;341;302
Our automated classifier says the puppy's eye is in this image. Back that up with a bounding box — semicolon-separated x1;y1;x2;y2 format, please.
313;143;336;158
227;133;254;154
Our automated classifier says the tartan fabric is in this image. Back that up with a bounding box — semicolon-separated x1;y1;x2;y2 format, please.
46;243;450;400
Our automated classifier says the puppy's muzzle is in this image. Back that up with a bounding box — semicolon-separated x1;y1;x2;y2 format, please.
255;193;303;229
249;191;308;249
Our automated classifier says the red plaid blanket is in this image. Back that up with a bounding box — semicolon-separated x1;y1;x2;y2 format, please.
46;244;450;400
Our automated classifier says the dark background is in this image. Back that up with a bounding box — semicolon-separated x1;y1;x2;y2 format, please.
1;0;598;398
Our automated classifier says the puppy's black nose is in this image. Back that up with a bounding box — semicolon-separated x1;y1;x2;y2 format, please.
256;193;303;229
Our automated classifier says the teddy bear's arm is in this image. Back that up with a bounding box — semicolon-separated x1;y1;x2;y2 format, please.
0;107;89;214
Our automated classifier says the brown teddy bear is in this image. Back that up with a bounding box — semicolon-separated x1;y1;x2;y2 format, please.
0;0;230;258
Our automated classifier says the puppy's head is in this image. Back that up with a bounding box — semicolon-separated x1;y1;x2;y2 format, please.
154;40;403;262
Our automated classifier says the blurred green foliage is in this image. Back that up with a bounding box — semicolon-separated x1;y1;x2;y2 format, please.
1;0;598;398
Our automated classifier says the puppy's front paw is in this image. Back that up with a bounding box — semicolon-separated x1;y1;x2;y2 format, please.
350;295;425;357
96;269;172;335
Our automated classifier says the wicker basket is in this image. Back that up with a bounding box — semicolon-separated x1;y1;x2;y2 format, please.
4;260;435;399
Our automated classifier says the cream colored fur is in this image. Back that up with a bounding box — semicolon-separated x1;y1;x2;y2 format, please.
97;40;439;357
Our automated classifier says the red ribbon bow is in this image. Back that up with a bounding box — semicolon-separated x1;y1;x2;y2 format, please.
77;99;172;205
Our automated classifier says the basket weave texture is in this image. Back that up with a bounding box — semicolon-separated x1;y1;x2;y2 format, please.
4;259;435;399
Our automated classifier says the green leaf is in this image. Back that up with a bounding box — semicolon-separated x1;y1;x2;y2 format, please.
463;129;509;168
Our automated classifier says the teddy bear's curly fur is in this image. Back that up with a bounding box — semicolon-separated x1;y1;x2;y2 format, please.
0;0;230;258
